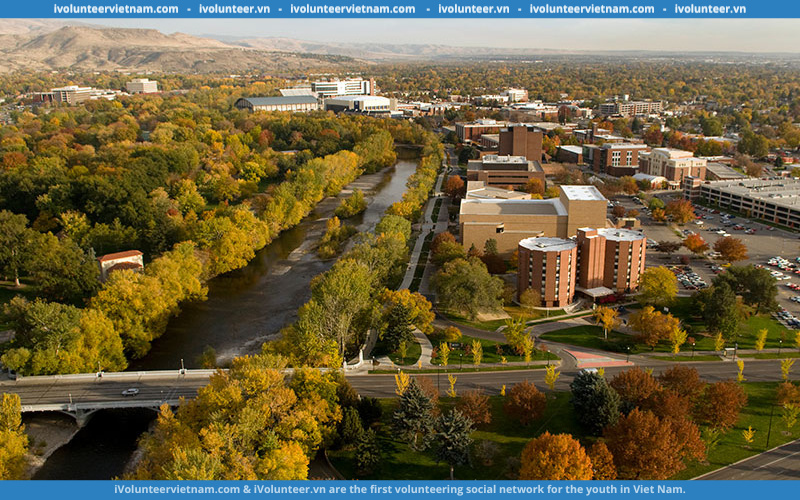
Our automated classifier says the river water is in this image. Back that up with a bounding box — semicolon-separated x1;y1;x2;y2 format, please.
32;157;418;479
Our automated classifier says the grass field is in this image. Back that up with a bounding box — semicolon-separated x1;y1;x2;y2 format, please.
387;340;422;366
427;333;558;366
329;382;799;480
443;306;566;332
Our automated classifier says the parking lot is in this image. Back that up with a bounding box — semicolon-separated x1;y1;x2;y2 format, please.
610;194;800;316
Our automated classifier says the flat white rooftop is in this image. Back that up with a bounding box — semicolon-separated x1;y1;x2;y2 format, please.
560;185;606;201
460;198;567;216
559;145;584;155
519;237;576;252
597;228;646;242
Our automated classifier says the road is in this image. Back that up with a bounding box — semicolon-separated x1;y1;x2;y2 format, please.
697;439;800;480
1;357;794;405
0;372;209;408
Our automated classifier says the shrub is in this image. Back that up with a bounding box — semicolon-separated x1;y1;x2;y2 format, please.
503;381;546;425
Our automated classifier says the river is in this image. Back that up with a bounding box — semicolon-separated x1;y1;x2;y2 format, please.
31;157;418;479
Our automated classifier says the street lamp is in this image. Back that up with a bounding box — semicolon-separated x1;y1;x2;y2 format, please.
779;339;783;355
734;342;738;361
626;346;630;363
180;358;185;374
459;353;463;371
692;342;696;358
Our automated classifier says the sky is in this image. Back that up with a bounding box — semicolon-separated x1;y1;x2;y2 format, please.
86;18;800;53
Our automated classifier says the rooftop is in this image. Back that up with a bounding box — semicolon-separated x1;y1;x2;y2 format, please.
597;228;647;242
237;96;319;106
327;95;390;103
559;145;584;155
652;147;695;159
460;198;567;216
519;237;576;252
701;179;800;209
560;185;606;202
98;250;143;262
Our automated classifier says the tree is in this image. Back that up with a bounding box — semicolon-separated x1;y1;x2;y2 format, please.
379;289;435;335
669;327;688;354
544;365;560;391
433;258;504;319
713;265;778;314
593;306;619;340
132;355;338;480
441;326;462;342
610;367;663;412
588;442;616;480
658;365;706;401
629;306;682;349
0;393;28;480
713;237;748;263
431;233;466;266
392;380;436;451
523;178;545;196
433;409;473;480
604;409;705;479
637;267;678;308
656;241;683;255
695;380;748;431
519;432;593;480
570;370;621;435
648;197;665;210
695;283;741;339
338;407;364;448
683;233;709;255
651;208;666;222
665;199;695;224
519;287;542;312
355;429;381;476
0;210;34;287
28;234;100;305
444;175;465;199
471;339;483;366
381;301;414;352
456;390;491;425
504;381;547;425
755;329;768;351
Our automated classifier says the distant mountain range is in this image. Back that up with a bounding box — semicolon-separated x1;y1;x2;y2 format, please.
0;21;797;73
0;24;363;73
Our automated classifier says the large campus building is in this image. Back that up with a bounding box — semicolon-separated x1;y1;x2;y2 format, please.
459;185;608;257
310;78;374;98
684;178;800;228
466;154;545;189
234;96;321;113
517;227;646;307
639;148;707;186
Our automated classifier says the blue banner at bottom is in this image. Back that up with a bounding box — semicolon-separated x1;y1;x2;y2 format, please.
0;481;795;499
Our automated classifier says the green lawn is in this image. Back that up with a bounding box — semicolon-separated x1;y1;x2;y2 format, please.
674;382;799;478
427;333;558;366
329;382;799;480
329;393;581;480
739;352;800;359
670;296;791;350
387;340;422;366
443;306;565;332
541;302;793;356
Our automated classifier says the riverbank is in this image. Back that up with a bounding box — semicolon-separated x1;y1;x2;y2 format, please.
23;413;80;478
129;159;418;371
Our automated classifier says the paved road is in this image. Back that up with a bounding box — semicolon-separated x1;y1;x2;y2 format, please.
0;372;209;408
2;357;794;405
697;439;800;480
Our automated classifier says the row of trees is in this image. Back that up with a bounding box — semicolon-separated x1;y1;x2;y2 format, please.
0;112;424;374
274;132;443;366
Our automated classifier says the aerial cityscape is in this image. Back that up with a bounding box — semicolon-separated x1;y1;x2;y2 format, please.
1;18;800;482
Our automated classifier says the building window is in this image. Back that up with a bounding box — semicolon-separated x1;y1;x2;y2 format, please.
496;224;504;234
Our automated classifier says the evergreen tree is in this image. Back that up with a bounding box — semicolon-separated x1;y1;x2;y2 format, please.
355;429;381;476
382;302;414;352
434;409;474;480
570;370;621;435
338;407;364;449
392;380;436;450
